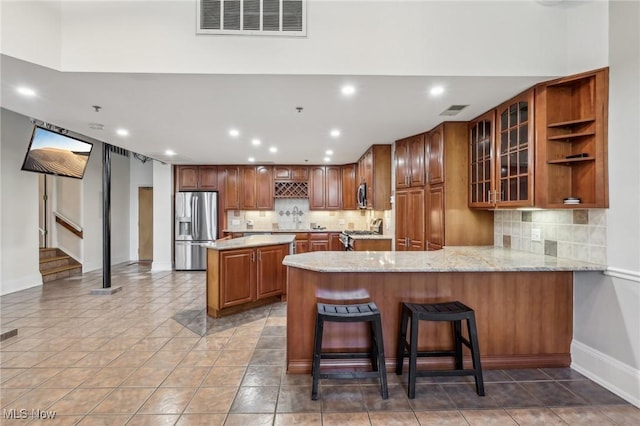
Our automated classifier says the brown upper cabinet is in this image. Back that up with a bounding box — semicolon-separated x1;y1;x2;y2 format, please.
221;166;240;210
395;133;425;189
241;166;274;210
427;126;444;185
176;165;218;191
309;166;341;210
341;163;358;210
469;111;496;208
274;166;309;181
535;68;609;208
358;145;392;210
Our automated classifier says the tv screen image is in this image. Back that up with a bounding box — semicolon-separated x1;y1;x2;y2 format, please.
21;126;93;179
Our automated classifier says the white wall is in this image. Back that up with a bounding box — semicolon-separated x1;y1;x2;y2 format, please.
571;0;640;407
2;0;570;77
110;150;131;266
129;157;153;261
566;0;609;74
0;108;42;294
152;161;172;271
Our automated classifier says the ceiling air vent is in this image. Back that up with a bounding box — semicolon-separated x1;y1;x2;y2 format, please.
198;0;306;36
440;105;469;116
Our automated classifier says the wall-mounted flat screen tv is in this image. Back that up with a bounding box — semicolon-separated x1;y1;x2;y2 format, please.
21;126;93;179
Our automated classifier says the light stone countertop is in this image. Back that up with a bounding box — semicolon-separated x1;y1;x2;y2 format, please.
204;234;295;251
348;234;392;240
282;246;607;273
223;228;344;233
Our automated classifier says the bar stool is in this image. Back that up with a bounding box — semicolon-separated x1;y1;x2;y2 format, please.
311;302;388;400
395;301;484;399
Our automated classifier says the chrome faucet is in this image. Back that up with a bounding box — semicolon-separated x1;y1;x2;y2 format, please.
292;206;303;229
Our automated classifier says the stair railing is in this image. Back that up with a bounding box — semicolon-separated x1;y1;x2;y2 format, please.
54;212;83;239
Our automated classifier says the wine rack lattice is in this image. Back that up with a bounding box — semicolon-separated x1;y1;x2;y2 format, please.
275;181;308;198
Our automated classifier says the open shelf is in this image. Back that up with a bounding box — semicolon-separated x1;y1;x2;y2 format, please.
548;117;595;128
547;157;595;165
548;131;595;141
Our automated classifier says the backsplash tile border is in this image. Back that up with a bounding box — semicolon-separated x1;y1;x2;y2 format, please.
494;209;607;265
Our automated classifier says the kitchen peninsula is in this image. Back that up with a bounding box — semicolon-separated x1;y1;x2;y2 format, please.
205;234;295;317
283;247;606;374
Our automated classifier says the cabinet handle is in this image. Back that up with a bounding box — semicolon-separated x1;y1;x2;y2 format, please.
251;252;255;262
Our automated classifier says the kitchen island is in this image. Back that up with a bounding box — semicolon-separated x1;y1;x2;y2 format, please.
205;234;295;317
283;246;606;373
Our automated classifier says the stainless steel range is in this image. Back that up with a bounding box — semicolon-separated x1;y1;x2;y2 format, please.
339;218;383;251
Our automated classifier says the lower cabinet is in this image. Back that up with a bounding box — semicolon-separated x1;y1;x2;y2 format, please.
206;243;288;317
395;188;425;251
310;233;330;251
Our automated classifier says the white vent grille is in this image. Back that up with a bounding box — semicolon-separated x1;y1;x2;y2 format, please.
440;105;469;116
198;0;306;36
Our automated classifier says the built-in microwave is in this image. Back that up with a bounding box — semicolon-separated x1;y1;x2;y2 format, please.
357;182;367;209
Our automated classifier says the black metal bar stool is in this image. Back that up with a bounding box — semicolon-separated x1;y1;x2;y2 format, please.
395;301;484;399
311;302;388;400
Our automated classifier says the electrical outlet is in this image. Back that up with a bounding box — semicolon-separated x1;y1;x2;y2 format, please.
531;228;541;242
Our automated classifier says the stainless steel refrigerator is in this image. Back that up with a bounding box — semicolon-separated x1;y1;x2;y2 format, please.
175;191;218;270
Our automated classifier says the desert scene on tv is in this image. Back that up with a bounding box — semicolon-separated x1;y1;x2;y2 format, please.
22;129;92;179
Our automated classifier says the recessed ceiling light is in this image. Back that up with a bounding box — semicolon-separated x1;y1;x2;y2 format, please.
248;157;255;162
430;86;445;96
251;138;261;146
269;147;277;153
330;129;341;138
116;128;129;137
17;86;36;97
165;150;176;156
325;150;334;156
229;129;240;137
324;157;331;162
341;85;356;96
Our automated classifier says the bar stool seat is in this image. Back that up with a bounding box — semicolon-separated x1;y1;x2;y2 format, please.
395;301;485;399
311;302;388;400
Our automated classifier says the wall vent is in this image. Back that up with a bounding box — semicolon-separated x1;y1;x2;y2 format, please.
440;105;469;116
109;146;130;157
198;0;306;36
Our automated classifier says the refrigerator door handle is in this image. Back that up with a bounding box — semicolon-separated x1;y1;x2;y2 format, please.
192;195;199;240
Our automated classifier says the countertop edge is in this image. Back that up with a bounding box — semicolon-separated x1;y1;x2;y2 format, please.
205;235;295;251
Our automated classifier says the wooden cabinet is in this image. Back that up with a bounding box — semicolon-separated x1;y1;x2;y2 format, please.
427;127;444;185
426;185;444;250
176;165;218;191
341;163;358;210
535;68;609;208
395;133;426;189
207;243;288;317
241;166;274;210
358;145;392;210
352;238;392;251
309;166;341;210
274;166;309;181
221;166;240;210
469;111;496;208
395;188;425;251
329;233;343;251
293;233;309;254
309;233;330;251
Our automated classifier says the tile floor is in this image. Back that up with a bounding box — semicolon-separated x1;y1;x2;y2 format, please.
0;263;638;425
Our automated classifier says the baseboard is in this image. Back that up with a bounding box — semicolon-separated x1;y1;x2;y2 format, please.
0;274;43;296
571;340;640;407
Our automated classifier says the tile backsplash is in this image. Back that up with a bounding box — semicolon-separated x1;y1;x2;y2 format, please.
494;209;607;265
225;198;391;233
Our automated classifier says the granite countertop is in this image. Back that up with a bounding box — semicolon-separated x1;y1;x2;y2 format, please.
223;228;344;233
282;246;607;273
204;234;295;250
348;234;392;240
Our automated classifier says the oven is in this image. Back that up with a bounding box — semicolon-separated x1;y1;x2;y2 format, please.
338;232;353;251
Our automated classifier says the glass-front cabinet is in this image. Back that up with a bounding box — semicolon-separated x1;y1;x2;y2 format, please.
469;111;495;208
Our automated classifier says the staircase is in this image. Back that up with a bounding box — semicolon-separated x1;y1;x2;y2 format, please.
39;248;82;283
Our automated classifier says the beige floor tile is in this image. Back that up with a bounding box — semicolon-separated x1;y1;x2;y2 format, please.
0;387;29;407
138;387;197;414
0;368;28;384
274;412;323;426
178;350;220;367
65;338;110;352
201;366;246;387
74;351;125;368
36;351;90;367
29;337;78;352
107;351;156;368
143;350;188;368
1;367;63;388
369;411;420;425
129;337;170;352
41;367;101;388
126;414;180;425
48;387;113;415
79;367;135;388
0;351;56;368
598;404;640;425
4;387;71;411
76;414;131;425
191;336;229;351
551;407;617;425
225;413;274;425
213;350;253;367
184;386;238;413
322;412;371;426
161;367;209;387
162;337;200;352
41;414;85;425
506;408;566;425
98;337;143;352
175;413;226;425
120;366;173;387
265;317;286;327
461;409;517;425
91;387;155;414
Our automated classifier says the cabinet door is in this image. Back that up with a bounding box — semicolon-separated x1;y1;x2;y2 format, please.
308;166;326;209
363;149;374;207
222;166;240;210
177;166;199;191
256;245;287;299
199;166;218;190
469;111;495;208
274;167;291;180
407;188;426;250
310;233;330;251
395;138;410;189
255;166;274;209
329;233;343;251
341;163;357;210
325;166;341;210
290;166;309;181
295;240;309;253
219;249;255;308
241;166;257;210
395;190;408;251
495;90;535;207
428;126;444;185
427;185;445;248
409;134;426;186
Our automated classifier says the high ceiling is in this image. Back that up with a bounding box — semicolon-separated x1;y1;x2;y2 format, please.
1;54;550;165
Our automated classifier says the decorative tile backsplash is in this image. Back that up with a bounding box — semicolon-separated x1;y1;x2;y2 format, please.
494;209;607;265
